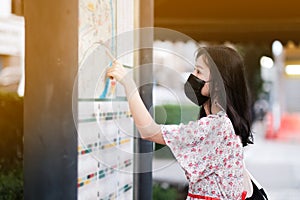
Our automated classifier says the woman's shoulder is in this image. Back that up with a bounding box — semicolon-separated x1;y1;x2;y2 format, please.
171;111;233;135
196;111;236;138
197;111;230;125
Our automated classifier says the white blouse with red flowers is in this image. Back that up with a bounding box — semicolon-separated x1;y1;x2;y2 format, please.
161;111;245;200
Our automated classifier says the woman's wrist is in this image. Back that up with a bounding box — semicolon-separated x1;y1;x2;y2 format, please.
124;79;137;97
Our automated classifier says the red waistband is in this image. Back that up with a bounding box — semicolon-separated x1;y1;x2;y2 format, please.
242;191;247;200
187;193;220;200
188;191;247;200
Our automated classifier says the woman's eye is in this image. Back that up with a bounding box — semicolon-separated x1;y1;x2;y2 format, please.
194;67;201;74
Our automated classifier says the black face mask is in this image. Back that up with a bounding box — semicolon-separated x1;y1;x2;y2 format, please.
184;74;209;106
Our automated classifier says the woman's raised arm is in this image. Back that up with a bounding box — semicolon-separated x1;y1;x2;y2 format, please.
106;61;166;145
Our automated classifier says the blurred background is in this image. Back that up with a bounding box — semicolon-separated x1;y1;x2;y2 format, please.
1;0;300;199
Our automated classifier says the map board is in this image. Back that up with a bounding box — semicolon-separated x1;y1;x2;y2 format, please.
78;0;135;199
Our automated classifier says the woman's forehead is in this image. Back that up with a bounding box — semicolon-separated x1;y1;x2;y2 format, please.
195;55;209;69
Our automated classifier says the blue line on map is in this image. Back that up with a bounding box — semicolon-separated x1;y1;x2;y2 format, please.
99;0;115;99
99;70;110;98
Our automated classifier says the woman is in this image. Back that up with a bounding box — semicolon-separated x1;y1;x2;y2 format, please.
107;45;264;200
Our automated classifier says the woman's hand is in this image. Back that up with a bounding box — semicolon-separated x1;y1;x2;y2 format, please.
106;60;131;87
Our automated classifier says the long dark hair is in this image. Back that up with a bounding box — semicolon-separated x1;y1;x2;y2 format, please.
197;45;253;146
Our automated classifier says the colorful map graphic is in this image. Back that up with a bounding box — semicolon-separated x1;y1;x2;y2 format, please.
79;0;116;99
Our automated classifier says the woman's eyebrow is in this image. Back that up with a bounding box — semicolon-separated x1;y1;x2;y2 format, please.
194;65;203;69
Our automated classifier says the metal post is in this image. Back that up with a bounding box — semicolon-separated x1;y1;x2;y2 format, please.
134;0;154;199
24;0;78;199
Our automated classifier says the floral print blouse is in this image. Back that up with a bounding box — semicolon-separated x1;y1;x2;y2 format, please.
161;111;244;200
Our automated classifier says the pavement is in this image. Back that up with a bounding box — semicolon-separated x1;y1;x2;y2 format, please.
153;116;300;200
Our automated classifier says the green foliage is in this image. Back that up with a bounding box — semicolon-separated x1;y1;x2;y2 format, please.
153;183;178;200
154;104;200;125
0;91;23;199
0;169;23;200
